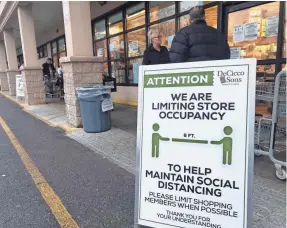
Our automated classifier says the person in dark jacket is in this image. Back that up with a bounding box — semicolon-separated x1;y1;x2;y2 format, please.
170;6;230;63
42;58;56;79
142;28;170;65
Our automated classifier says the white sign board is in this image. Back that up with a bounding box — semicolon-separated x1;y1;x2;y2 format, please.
233;25;245;43
230;47;241;59
135;59;256;228
16;74;24;97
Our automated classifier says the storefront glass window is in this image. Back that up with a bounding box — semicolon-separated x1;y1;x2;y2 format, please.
126;3;145;30
94;19;106;40
180;6;218;29
52;41;57;54
38;48;43;58
127;28;146;57
108;12;123;35
109;35;125;60
58;38;66;52
228;2;280;60
103;62;109;75
94;40;107;60
43;45;48;57
111;60;125;83
283;15;286;58
256;65;276;81
16;48;22;56
179;1;213;13
256;64;276;117
150;19;176;50
150;2;175;23
128;58;142;84
37;45;48;59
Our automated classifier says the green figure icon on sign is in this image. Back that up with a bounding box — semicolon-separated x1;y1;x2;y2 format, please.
210;126;233;165
152;123;170;158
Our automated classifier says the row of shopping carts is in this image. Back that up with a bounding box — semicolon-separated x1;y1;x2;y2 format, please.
254;70;286;180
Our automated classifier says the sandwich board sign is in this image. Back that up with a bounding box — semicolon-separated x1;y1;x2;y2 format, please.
16;74;24;97
134;59;256;228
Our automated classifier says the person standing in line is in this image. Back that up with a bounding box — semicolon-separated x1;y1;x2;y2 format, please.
42;58;56;79
142;28;170;65
169;6;230;63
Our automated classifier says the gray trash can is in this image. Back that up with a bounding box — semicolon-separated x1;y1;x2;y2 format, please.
77;85;112;133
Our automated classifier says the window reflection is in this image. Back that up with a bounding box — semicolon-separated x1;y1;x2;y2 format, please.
179;1;213;13
228;2;280;60
111;60;125;83
180;6;218;29
108;12;123;35
126;3;145;30
127;28;146;57
43;46;48;57
256;64;276;118
150;19;175;50
150;2;175;22
283;16;286;58
128;58;142;84
256;65;276;81
94;40;107;60
58;38;66;52
52;41;57;54
103;62;109;75
109;35;125;60
94;19;106;40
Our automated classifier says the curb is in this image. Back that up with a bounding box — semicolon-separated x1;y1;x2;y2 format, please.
0;91;80;134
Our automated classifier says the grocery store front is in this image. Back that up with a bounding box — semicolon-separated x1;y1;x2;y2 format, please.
91;1;286;110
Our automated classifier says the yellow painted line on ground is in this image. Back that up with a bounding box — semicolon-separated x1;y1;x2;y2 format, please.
113;99;138;107
0;116;79;228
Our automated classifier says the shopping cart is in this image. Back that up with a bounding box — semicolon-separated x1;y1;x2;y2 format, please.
44;74;62;98
254;70;286;180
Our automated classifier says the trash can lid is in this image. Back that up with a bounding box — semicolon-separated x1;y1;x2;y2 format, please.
76;85;111;95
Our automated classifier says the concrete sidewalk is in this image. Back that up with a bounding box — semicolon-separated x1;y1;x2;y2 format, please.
0;91;77;133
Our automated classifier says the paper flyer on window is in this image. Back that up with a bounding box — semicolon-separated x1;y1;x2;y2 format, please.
97;48;103;57
244;22;258;41
230;47;241;59
266;16;279;37
233;25;245;43
129;41;134;53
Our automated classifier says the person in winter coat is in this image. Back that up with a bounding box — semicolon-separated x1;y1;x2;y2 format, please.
42;58;56;79
170;6;230;63
142;28;170;65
